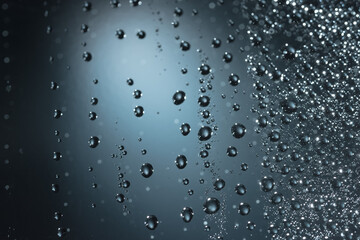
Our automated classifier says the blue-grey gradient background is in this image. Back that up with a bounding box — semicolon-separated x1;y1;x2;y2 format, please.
1;0;274;239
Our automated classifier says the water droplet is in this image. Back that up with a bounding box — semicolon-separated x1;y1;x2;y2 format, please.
54;211;62;221
50;81;58;90
51;183;59;193
82;1;92;12
89;111;97;120
180;41;190;51
82;51;92;61
233;103;240;111
140;163;154;178
226;146;237;157
198;126;212;141
116;193;125;203
173;91;186;105
231;123;246;138
88;136;100;148
115;29;125;39
134;106;144;117
175;155;187;169
180;123;191;136
235;184;247;195
180;207;194;223
203;197;220;214
238;202;251;215
81;24;89;33
198;95;210;107
90;97;98;105
54;109;63;119
183;178;189;185
198;64;211;75
271;192;283;204
213;178;225;191
269;130;280;142
257;116;267;127
174;7;183;16
223;52;232;63
133;89;142;99
137;30;146;39
212;38;221;48
126;78;134;86
145;215;159;230
53;152;62;161
247;221;256;230
261;176;275;192
229;73;240;86
281;99;297;113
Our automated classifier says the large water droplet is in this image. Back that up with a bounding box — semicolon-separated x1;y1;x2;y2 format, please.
180;207;194;223
235;184;247;195
198;126;212;141
231;123;246;138
175;155;187;169
198;95;210;107
173;90;186;105
203;197;220;214
140;163;154;178
134;106;144;117
180;123;191;136
144;215;158;230
116;193;125;203
88;136;100;148
226;146;237;157
180;41;190;51
238;202;251;215
213;178;225;191
261;176;275;192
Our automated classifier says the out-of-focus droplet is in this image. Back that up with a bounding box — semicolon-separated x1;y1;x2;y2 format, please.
82;1;92;12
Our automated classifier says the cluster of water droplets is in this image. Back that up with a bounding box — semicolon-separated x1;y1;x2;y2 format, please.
243;0;360;239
